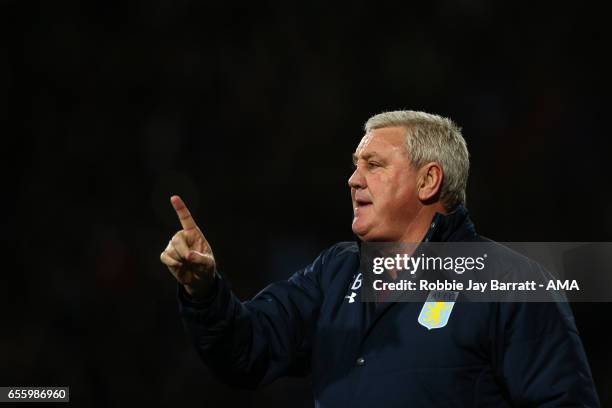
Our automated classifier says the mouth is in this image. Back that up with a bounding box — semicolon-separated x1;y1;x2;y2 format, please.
354;199;373;209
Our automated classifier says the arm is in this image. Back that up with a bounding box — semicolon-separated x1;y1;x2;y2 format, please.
496;301;600;407
160;195;327;388
178;251;327;388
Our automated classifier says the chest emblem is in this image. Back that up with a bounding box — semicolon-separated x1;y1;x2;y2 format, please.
344;273;362;304
417;290;459;330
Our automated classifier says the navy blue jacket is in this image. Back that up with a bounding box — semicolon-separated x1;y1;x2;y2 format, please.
178;206;600;407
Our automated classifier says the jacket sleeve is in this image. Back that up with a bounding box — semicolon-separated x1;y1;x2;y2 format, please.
496;301;600;407
177;247;330;389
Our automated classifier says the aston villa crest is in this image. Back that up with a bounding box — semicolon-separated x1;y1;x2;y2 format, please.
418;290;459;330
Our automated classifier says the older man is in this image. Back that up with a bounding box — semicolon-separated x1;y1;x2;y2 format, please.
161;111;599;407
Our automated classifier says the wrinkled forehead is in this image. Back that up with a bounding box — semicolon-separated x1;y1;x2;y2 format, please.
355;132;374;153
354;127;408;156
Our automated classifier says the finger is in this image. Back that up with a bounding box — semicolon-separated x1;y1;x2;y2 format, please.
187;250;214;265
171;232;191;259
165;240;182;262
160;251;182;267
171;195;197;231
183;227;208;247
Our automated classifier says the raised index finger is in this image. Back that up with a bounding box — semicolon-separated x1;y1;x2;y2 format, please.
170;195;198;230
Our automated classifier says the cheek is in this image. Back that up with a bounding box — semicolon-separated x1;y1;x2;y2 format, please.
372;172;398;192
368;173;390;195
380;176;417;211
396;182;417;201
368;171;416;209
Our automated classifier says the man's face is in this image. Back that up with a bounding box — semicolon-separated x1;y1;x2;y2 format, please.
349;126;421;241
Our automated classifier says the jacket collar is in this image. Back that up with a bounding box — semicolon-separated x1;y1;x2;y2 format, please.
355;204;479;251
422;204;478;242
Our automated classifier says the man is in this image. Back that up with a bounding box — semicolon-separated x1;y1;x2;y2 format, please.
160;111;600;407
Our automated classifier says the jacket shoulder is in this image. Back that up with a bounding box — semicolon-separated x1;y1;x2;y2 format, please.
291;241;359;289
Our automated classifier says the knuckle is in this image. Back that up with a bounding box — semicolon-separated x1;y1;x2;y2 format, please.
160;253;171;265
186;229;199;241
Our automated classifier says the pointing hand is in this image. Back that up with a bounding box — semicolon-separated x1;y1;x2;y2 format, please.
160;195;216;299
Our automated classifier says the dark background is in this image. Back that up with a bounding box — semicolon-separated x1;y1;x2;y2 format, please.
4;1;612;406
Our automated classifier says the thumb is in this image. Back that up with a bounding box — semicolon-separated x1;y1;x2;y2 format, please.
188;250;214;265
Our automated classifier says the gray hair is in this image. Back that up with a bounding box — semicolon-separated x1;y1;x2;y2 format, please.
364;110;469;210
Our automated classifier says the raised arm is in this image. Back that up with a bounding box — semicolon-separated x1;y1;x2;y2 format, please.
161;195;325;388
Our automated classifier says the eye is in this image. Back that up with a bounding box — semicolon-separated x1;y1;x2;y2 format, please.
367;161;381;169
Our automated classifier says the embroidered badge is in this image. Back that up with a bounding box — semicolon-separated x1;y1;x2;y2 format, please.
418;290;459;330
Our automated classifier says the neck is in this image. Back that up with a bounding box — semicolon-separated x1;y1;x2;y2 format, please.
398;202;447;243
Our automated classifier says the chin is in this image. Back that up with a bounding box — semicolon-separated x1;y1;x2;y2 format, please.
352;226;379;242
352;224;395;242
351;224;369;239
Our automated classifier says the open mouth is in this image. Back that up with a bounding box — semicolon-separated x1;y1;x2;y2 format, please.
355;199;372;208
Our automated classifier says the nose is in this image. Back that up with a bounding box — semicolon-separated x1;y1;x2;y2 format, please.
348;167;366;190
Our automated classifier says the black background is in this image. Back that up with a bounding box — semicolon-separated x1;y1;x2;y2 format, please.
4;1;612;406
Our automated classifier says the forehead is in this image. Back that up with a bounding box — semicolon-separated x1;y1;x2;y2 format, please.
354;126;407;156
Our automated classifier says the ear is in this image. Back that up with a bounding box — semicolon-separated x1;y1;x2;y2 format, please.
417;162;443;202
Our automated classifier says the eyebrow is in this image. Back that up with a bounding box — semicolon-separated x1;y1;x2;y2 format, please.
352;151;381;164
